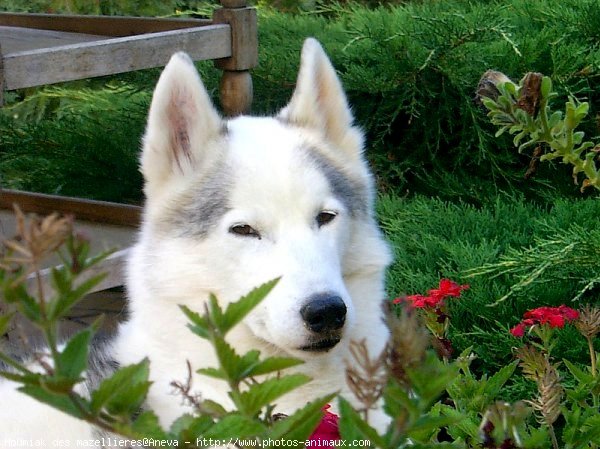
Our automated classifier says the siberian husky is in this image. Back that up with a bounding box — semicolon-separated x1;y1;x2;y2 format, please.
0;38;392;445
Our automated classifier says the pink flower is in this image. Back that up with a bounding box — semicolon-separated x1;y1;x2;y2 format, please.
308;405;340;447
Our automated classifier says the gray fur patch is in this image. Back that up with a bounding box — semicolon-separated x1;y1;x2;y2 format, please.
162;166;232;238
303;146;368;217
85;332;119;393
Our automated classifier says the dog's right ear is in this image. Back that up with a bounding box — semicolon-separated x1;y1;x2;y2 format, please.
141;52;222;195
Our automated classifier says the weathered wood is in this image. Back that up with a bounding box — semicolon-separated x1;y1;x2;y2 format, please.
2;25;231;90
0;13;211;37
213;7;257;71
0;189;141;227
220;70;253;116
0;26;108;54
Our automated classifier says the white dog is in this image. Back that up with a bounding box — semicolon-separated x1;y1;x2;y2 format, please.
0;38;392;445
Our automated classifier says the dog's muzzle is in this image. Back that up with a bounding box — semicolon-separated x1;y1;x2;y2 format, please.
299;293;346;352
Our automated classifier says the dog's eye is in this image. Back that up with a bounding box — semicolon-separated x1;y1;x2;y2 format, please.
229;224;261;239
316;211;337;227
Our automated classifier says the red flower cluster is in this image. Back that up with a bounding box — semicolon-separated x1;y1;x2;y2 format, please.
308;405;340;447
393;279;469;309
510;305;580;337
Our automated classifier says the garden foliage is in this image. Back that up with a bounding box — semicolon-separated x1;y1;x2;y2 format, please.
1;214;599;447
3;0;600;201
2;1;600;445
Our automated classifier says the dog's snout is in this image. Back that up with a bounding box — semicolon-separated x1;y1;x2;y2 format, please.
300;293;346;333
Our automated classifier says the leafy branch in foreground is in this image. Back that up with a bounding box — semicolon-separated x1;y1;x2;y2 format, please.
3;212;599;448
477;70;599;191
0;206;121;434
0;209;333;446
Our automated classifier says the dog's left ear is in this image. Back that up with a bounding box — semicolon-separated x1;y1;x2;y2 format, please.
280;38;364;159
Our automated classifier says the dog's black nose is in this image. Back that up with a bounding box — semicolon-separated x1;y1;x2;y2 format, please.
301;294;346;333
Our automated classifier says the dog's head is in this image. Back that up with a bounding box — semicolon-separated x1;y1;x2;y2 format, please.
137;39;390;357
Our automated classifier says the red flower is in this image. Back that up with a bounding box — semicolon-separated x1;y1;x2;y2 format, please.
393;279;469;310
510;305;579;337
558;304;580;321
428;279;469;299
510;322;527;338
509;318;534;337
308;405;340;446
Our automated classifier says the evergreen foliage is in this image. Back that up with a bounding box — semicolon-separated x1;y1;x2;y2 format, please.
379;194;599;379
253;0;600;200
3;0;600;201
0;84;148;202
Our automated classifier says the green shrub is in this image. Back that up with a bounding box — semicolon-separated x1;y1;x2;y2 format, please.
379;194;599;378
4;0;600;202
0;84;148;202
253;0;600;200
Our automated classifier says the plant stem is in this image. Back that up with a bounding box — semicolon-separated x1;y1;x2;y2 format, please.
538;97;552;142
35;266;60;365
548;421;559;449
587;336;597;378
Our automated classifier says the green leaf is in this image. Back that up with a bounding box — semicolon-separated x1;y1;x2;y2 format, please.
338;396;386;448
437;404;480;441
212;336;245;382
55;327;92;380
180;305;210;339
209;339;297;385
197;367;227;380
198;399;228;417
383;381;416;419
207;293;226;332
407;415;462;441
408;352;459;407
129;410;170;439
563;359;593;384
236;374;310;416
220;278;280;334
49;273;107;320
171;414;214;442
540;76;552;98
494;126;508;138
203;413;266;440
90;359;151;416
485;361;517;398
245;356;304;377
0;312;15;336
268;394;335;441
19;385;85;419
481;97;498;111
50;266;72;296
0;368;41;383
5;284;41;321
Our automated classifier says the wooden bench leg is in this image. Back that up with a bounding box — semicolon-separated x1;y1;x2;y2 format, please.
214;0;258;116
220;70;253;116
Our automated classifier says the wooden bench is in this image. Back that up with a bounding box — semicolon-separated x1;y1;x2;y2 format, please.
0;1;258;342
0;0;257;115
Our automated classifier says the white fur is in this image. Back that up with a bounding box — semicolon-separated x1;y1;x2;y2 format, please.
0;38;392;444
